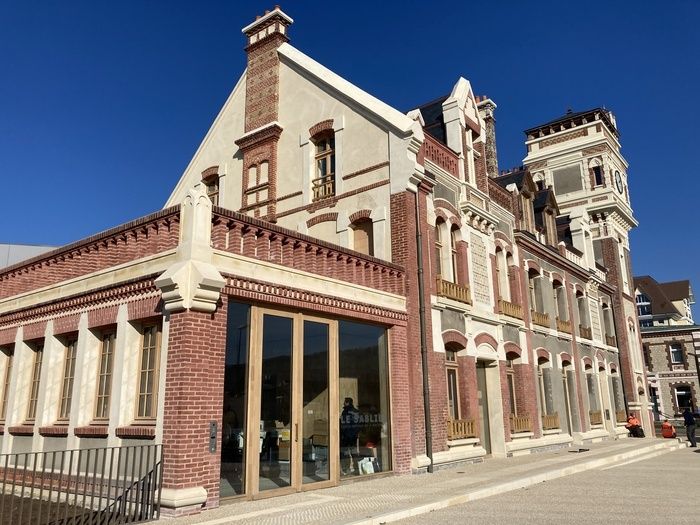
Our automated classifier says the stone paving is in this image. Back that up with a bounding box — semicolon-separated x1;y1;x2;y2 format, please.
166;438;687;525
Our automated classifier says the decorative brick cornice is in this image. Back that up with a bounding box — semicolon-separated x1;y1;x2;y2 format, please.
306;213;338;228
39;425;69;437
8;424;35;436
234;123;283;151
116;425;156;439
223;275;407;324
74;425;109;438
0;277;160;328
0;208;179;281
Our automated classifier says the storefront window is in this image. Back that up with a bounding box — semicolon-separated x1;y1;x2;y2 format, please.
338;320;390;478
220;301;250;498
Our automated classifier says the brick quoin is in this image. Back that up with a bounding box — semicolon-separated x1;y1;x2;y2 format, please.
161;298;229;510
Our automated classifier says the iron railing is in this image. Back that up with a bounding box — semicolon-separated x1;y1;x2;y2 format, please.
0;444;162;525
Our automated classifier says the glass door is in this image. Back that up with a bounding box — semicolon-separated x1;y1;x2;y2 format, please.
246;310;337;497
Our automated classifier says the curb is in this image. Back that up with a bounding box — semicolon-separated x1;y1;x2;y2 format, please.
347;441;686;525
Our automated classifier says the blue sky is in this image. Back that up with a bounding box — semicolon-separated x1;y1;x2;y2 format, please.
2;1;699;296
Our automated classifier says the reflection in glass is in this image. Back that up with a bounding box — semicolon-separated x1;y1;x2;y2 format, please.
220;301;250;498
338;321;390;478
259;315;293;491
302;321;329;484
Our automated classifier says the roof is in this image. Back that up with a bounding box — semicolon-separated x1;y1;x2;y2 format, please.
659;280;692;302
493;168;528;191
634;275;690;318
640;324;700;335
533;188;556;211
414;95;449;144
524;107;619;139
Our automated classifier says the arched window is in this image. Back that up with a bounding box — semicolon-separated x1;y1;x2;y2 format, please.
312;131;335;200
352;218;374;256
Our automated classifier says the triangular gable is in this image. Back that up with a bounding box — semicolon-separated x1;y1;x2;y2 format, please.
278;43;415;137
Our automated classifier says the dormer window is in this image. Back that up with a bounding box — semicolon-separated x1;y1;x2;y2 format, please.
312;132;335;201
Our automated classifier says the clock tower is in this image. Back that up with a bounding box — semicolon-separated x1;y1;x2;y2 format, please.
522;108;651;435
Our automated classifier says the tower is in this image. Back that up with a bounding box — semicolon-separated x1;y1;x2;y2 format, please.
523;108;651;433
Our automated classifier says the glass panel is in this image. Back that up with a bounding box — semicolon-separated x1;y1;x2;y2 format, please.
259;314;293;492
220;301;250;498
338;321;390;478
302;321;329;485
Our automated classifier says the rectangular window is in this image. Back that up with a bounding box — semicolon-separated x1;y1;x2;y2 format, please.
58;339;78;421
95;332;116;420
670;343;683;364
27;343;44;421
592;166;604;186
137;325;160;420
446;350;459;419
1;349;13;422
312;134;335;201
205;176;219;206
506;360;517;416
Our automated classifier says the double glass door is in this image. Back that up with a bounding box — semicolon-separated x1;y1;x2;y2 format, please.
246;310;338;496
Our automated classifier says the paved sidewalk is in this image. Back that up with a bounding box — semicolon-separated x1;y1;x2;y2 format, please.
167;438;687;525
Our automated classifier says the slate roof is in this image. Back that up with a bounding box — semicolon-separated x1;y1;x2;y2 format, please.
415;95;449;144
634;275;691;317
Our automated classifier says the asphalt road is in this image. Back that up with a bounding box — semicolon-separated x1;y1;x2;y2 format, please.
395;447;700;524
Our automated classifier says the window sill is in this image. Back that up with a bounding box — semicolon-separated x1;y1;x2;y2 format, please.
74;424;109;438
116;425;156;440
39;425;69;437
8;424;35;436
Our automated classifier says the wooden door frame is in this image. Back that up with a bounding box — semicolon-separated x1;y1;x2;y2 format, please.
244;307;339;499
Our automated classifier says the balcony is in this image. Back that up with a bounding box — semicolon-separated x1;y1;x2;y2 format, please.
589;410;603;426
498;299;523;320
616;410;628;424
311;174;335;201
436;276;472;305
556;317;572;334
579;324;592;340
542;412;560;431
530;310;550;328
605;335;617;347
510;415;533;434
447;418;477;440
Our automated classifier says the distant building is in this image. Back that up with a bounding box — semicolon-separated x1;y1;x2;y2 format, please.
0;244;54;269
635;276;699;419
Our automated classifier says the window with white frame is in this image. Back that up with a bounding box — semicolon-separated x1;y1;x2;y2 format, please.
669;343;683;365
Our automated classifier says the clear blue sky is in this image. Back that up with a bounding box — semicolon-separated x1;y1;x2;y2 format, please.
2;1;699;294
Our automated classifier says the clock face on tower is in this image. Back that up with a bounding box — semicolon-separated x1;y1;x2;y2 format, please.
614;170;623;194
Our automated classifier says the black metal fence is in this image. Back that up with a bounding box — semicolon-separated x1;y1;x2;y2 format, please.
0;444;163;525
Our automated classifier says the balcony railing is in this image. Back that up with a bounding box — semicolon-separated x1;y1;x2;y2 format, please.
447;418;477;440
510;415;533;434
437;276;472;305
423;134;459;176
556;317;572;334
579;325;592;340
605;335;617;347
542;412;560;430
499;299;523;320
589;410;604;426
531;310;550;328
312;174;335;201
616;410;628;423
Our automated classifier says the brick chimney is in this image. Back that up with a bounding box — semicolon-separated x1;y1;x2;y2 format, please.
235;6;293;222
477;97;499;179
241;6;293;132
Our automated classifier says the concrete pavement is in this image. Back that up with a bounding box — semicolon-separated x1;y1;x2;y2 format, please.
166;438;689;525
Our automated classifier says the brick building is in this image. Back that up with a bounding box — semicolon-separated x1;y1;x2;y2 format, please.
0;7;650;516
634;276;699;419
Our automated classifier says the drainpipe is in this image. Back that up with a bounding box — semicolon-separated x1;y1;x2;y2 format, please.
414;183;434;473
